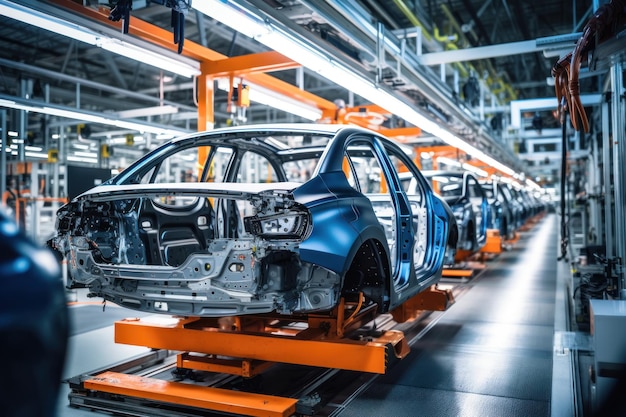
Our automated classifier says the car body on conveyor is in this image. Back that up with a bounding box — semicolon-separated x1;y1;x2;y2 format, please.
480;180;519;240
422;170;489;256
48;123;457;317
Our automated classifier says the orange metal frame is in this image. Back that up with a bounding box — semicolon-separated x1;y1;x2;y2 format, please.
50;0;338;128
80;287;455;414
390;285;454;322
442;267;474;278
80;297;413;415
113;302;408;375
49;1;432;144
480;229;503;255
319;104;422;139
85;371;298;417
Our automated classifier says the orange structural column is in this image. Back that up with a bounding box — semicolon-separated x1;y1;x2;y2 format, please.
198;63;215;132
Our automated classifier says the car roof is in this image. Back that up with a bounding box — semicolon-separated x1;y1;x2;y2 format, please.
421;170;469;178
169;123;379;144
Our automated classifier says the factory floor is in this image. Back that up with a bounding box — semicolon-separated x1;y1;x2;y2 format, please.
56;213;579;417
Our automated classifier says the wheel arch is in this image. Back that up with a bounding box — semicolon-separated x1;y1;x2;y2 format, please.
341;237;392;313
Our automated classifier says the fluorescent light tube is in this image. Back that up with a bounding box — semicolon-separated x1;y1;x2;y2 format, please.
25;151;49;159
0;0;99;45
116;105;179;119
0;0;200;78
248;88;322;121
436;157;461;168
67;155;99;164
215;79;322;121
98;38;200;78
462;163;488;177
0;96;188;137
192;1;270;39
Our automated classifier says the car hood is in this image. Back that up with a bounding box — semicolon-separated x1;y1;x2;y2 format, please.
75;182;302;202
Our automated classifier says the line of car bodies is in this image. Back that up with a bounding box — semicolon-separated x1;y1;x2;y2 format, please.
48;123;547;318
406;169;548;266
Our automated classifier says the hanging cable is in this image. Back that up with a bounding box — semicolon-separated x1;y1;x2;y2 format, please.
558;107;569;261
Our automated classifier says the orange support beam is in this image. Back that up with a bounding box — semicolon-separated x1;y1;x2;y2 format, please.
320;104;389;129
114;317;408;374
319;104;422;139
480;229;502;254
390;285;454;322
384;127;422;140
453;249;473;264
442;268;474;278
84;371;298;417
201;51;301;77
176;353;275;378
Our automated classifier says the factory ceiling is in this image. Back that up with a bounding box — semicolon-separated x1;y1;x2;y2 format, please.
0;0;600;178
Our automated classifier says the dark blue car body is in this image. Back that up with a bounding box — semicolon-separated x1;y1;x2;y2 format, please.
423;170;489;254
480;180;518;240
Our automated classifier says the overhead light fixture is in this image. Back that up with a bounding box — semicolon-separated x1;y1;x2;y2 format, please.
0;0;99;45
67;155;99;164
116;105;179;119
436;156;461;168
98;38;201;78
71;143;91;150
194;0;518;177
215;79;322;121
25;151;48;159
248;85;323;121
0;0;201;78
462;164;488;177
0;95;189;137
525;178;542;191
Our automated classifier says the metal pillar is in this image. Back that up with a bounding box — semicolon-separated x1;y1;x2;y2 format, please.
588;130;602;245
18;80;26;162
602;99;613;258
376;21;384;85
0;110;5;202
610;62;625;293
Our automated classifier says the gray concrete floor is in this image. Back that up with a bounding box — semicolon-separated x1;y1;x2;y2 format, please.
337;214;561;417
54;214;576;417
56;293;152;417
